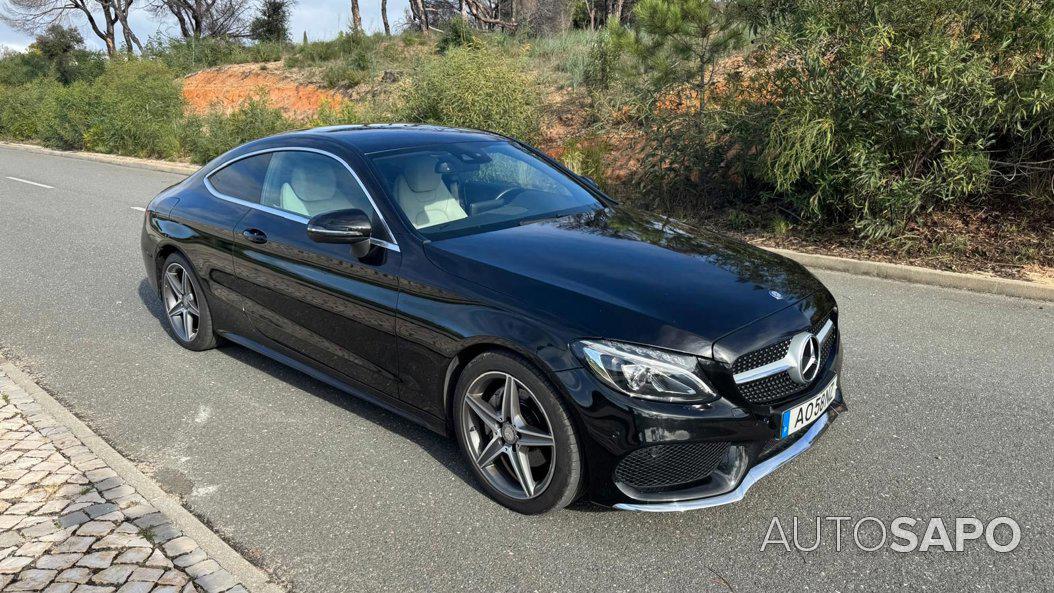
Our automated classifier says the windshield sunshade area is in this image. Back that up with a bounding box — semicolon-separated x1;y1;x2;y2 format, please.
367;141;604;240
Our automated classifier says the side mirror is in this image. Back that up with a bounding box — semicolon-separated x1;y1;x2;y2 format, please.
307;209;373;257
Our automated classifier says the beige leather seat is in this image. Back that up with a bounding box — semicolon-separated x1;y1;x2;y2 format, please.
394;158;467;229
279;163;350;217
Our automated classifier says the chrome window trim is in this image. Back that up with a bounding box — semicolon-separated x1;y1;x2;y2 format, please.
732;319;834;384
203;146;400;253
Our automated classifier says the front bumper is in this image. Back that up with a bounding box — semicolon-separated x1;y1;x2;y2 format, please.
614;405;841;511
553;341;846;510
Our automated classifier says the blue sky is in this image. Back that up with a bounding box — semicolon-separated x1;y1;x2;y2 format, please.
1;1;411;51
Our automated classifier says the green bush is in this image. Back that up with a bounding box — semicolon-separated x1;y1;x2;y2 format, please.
145;37;286;74
285;31;375;68
81;60;184;159
630;0;1054;240
320;58;371;89
181;97;291;164
527;29;598;89
401;47;541;141
744;0;1054;240
0;81;60;140
38;81;97;149
436;19;481;54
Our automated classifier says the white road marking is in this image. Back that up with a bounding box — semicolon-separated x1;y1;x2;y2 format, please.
5;176;53;189
130;206;146;212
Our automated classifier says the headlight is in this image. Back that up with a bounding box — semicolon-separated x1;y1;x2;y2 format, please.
572;340;718;403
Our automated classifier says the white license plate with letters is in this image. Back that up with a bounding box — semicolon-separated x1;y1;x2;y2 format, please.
780;376;837;438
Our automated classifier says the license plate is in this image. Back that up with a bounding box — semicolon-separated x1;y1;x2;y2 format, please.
780;376;837;438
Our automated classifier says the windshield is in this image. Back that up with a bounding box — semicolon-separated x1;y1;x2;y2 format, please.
367;141;605;240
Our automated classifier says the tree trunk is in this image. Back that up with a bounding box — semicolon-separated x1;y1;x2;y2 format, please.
381;0;391;35
114;0;143;54
587;1;595;29
350;0;362;32
459;0;468;21
413;0;428;31
613;0;623;24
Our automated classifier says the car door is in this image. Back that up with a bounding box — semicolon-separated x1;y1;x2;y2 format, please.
227;148;403;397
163;154;272;335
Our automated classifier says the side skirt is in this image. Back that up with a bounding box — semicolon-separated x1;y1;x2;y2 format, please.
219;332;449;436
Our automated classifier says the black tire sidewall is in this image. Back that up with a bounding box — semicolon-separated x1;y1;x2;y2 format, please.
453;351;584;514
161;253;217;351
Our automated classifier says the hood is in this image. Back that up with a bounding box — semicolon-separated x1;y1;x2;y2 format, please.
425;207;826;357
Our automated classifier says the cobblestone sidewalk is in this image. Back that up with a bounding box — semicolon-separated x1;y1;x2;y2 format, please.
0;370;249;593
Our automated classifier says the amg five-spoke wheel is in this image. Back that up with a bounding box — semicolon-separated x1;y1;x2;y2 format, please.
162;262;199;342
454;352;583;514
462;372;556;499
159;253;217;351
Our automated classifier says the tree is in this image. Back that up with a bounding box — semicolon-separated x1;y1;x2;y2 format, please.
627;0;744;107
380;0;390;35
149;0;253;39
1;0;142;56
32;23;83;83
249;0;293;42
350;0;362;32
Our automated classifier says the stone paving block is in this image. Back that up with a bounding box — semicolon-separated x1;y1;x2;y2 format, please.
184;560;219;579
42;583;77;593
0;554;35;573
76;551;117;569
7;568;58;591
36;553;82;570
195;569;237;593
53;537;94;554
127;566;163;582
55;567;91;583
115;582;152;593
158;569;189;586
113;549;150;565
162;537;197;558
89;564;135;586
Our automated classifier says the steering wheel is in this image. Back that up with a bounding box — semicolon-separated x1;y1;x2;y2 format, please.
493;186;527;205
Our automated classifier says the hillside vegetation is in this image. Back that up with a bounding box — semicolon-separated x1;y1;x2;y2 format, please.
1;0;1052;279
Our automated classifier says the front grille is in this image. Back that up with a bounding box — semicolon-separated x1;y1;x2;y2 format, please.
731;308;837;405
731;339;789;374
738;372;804;404
614;442;729;492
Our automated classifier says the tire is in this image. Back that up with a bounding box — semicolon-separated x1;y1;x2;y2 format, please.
159;253;218;351
453;351;584;514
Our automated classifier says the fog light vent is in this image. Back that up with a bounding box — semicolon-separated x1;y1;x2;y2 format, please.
614;442;730;492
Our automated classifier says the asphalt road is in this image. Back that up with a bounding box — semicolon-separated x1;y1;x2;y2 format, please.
0;145;1051;592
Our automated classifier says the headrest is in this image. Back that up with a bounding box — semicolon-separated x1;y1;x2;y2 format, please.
289;162;338;202
402;157;442;193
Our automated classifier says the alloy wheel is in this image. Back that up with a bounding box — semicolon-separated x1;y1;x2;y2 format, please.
461;371;557;500
161;262;200;343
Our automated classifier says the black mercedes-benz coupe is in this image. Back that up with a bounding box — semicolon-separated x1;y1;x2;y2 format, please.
141;124;846;514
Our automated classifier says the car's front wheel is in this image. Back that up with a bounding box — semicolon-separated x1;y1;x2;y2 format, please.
159;253;218;351
453;352;584;514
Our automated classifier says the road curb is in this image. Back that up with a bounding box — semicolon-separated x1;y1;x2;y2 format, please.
0;141;199;176
766;247;1054;303
0;360;285;593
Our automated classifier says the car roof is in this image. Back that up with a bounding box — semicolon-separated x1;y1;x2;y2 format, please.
292;124;508;154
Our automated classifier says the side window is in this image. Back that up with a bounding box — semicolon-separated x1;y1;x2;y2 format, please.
260;151;375;219
207;154;272;203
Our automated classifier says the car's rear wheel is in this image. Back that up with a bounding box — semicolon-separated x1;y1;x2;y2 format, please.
453;352;584;514
160;253;217;351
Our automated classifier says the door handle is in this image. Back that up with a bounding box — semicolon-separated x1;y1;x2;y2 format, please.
242;228;268;244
